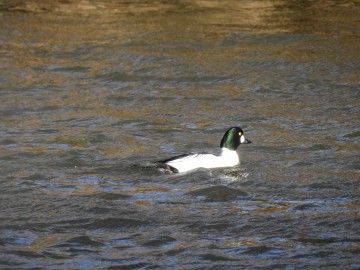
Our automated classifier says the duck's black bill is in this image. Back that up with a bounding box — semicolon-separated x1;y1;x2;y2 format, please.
245;139;252;144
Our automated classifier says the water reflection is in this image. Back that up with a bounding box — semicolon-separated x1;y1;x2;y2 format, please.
1;0;359;269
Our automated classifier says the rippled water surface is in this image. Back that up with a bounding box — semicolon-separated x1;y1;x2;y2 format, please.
1;0;360;269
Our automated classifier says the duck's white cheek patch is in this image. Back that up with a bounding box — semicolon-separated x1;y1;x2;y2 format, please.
240;135;245;143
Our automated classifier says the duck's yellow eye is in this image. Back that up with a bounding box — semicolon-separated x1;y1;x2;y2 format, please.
239;132;242;136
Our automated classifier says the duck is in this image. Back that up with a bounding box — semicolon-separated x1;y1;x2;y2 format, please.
155;127;251;173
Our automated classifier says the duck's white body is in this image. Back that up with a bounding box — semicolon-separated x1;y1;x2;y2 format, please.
164;148;240;173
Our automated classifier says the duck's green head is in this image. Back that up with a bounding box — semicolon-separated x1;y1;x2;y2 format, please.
220;127;251;150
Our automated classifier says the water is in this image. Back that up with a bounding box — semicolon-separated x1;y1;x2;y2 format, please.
1;0;359;269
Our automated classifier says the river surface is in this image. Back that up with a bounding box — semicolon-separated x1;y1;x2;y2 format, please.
1;0;360;269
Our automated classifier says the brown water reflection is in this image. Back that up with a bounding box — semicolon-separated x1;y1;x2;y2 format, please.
1;0;359;269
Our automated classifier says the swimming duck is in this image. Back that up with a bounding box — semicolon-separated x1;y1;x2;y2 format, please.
155;127;251;173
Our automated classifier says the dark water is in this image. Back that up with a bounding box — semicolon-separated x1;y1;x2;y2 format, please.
1;0;360;269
